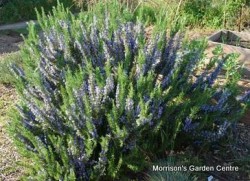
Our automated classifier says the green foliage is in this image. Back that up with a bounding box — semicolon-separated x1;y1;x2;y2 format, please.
146;157;198;181
82;0;135;24
134;5;157;25
112;0;249;30
133;0;250;29
0;52;22;84
182;0;212;26
223;0;246;28
7;1;250;180
0;0;78;24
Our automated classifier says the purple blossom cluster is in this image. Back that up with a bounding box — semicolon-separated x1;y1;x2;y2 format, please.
11;13;250;180
201;90;231;113
183;117;199;133
206;60;225;86
191;59;225;91
199;121;231;142
184;117;231;143
237;90;250;103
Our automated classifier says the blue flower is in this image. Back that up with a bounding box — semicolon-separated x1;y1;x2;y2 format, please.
183;117;199;133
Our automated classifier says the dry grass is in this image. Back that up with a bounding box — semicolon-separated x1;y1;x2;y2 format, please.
0;84;23;181
0;30;24;180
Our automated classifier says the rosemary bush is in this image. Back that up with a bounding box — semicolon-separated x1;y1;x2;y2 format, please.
9;3;250;180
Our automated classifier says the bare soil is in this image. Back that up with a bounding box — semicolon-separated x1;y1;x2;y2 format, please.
0;31;22;54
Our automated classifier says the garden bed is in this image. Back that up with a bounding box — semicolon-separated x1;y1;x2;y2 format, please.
207;30;250;77
208;30;250;57
208;30;250;49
